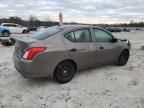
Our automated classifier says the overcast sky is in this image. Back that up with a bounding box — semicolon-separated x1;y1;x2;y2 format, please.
0;0;144;24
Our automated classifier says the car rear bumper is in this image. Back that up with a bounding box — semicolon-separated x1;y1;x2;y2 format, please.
13;54;51;78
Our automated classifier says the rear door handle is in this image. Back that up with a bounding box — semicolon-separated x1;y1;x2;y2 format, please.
70;48;77;52
99;46;104;49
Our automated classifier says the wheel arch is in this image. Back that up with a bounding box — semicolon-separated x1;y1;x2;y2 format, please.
117;48;130;66
2;30;10;34
119;48;129;57
122;49;129;54
22;29;27;33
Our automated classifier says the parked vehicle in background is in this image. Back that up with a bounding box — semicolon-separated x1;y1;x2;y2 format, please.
135;28;141;30
123;28;130;32
106;27;122;33
1;23;29;34
13;25;131;83
0;38;15;46
27;26;37;31
106;28;114;32
0;26;10;37
37;26;48;31
0;27;15;46
115;28;122;32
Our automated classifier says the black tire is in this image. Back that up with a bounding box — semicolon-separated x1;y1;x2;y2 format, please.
2;31;10;37
1;39;15;46
23;30;28;34
54;61;76;84
117;50;129;66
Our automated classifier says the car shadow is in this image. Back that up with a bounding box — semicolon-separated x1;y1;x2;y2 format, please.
75;64;116;77
21;64;116;86
22;77;59;87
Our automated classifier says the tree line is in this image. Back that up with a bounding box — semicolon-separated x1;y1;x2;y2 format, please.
0;15;59;27
0;16;144;27
108;20;144;27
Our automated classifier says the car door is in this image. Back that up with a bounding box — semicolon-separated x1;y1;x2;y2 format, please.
9;24;17;33
16;25;23;33
63;28;96;69
93;28;120;65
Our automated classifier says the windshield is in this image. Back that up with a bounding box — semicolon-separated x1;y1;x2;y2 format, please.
31;26;61;40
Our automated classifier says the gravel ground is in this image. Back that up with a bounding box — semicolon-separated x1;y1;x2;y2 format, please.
0;30;144;108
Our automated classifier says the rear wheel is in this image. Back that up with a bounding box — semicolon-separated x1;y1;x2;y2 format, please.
117;50;129;66
54;61;75;84
2;31;10;37
23;30;28;34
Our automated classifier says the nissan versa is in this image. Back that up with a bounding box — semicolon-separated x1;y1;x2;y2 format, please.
13;25;131;83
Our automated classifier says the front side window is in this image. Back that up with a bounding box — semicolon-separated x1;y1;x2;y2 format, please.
94;28;112;42
74;29;91;42
9;24;16;27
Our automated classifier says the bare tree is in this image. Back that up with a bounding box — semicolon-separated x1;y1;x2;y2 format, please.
45;16;51;22
29;15;35;26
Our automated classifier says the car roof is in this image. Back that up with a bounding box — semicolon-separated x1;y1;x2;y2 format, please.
58;25;103;32
59;25;93;29
1;23;19;25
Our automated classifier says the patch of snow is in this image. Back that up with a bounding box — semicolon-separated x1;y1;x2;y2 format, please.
0;31;144;108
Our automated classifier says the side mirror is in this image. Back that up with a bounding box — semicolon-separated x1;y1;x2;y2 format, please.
112;37;118;43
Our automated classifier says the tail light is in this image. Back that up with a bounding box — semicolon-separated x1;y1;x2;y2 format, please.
23;47;46;60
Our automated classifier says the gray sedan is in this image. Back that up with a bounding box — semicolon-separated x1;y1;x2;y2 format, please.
13;25;131;83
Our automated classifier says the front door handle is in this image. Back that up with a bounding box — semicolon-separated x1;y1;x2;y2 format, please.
70;48;77;52
99;46;104;49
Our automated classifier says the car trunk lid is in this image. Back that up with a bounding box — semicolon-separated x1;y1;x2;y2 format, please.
13;37;38;58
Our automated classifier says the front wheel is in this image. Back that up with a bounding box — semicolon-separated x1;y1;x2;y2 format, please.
54;61;76;84
3;31;10;37
117;50;129;66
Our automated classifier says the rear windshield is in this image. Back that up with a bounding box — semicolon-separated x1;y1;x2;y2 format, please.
31;26;61;40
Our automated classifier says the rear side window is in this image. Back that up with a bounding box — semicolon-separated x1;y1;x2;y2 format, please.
94;29;112;42
31;26;61;40
64;32;75;42
64;29;92;42
74;29;91;42
16;25;23;28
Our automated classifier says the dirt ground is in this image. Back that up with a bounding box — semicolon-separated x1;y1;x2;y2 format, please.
0;30;144;108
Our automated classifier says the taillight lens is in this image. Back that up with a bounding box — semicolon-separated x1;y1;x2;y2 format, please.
23;47;46;60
